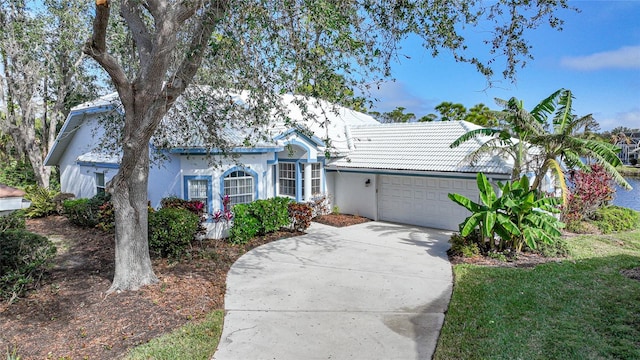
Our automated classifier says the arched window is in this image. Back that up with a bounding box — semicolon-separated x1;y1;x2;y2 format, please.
223;170;254;206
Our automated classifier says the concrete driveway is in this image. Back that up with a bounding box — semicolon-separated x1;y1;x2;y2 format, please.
213;221;453;360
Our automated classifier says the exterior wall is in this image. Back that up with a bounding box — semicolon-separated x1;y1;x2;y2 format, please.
148;154;183;208
57;115;115;198
179;153;274;212
329;171;377;220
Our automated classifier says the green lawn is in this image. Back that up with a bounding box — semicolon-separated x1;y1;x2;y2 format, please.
434;230;640;360
125;310;224;360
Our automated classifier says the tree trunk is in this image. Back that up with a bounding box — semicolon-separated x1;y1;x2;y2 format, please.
108;139;158;293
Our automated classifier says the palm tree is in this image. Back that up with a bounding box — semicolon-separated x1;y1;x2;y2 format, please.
527;89;630;191
451;89;631;194
450;96;543;181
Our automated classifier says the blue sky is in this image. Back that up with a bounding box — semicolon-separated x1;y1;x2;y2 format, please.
371;1;640;131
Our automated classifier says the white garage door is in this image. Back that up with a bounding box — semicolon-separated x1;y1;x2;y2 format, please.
378;175;479;231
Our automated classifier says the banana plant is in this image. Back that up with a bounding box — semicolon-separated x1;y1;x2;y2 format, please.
448;173;520;250
500;175;564;251
449;173;564;252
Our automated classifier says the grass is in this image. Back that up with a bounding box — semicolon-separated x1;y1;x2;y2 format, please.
617;165;640;177
434;230;640;360
125;310;224;360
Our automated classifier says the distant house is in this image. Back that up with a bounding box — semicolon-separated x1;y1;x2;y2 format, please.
45;92;515;231
616;132;640;165
0;184;30;216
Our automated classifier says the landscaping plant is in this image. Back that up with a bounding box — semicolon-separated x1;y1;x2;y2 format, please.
22;185;58;218
563;164;615;226
449;173;564;253
148;207;200;259
0;229;57;302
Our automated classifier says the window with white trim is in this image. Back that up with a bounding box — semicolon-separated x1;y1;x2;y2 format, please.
95;172;105;194
187;179;209;212
278;162;296;197
224;170;254;206
302;163;321;195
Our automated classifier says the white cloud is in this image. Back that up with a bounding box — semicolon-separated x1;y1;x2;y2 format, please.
596;108;640;131
560;45;640;71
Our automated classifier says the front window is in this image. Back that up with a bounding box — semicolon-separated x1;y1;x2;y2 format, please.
224;170;254;206
302;163;321;195
279;163;296;197
95;172;105;194
187;179;209;212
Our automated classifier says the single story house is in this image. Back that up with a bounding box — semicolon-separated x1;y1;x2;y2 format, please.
0;184;30;216
45;92;514;231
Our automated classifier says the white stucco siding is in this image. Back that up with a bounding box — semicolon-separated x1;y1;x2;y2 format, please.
57;114;114;198
179;153;273;211
330;171;377;220
148;154;182;208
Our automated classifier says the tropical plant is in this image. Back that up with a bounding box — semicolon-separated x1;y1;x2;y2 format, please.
449;173;563;252
451;89;630;195
563;164;615;225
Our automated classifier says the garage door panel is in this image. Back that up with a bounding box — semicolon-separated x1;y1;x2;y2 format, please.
379;175;477;231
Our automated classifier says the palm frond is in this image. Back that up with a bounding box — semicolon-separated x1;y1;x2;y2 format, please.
450;128;502;148
530;88;562;124
554;89;574;132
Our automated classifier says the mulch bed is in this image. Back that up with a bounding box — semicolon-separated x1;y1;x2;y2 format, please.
312;213;371;227
3;214;637;358
0;216;302;359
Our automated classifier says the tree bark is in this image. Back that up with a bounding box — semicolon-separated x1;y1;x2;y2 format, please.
109;137;158;293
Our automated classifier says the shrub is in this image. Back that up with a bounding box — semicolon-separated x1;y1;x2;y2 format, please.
96;201;115;232
52;192;75;214
62;193;113;229
308;194;331;218
160;196;205;217
563;164;615;223
533;237;571;258
62;198;98;228
148;207;200;258
228;197;292;245
449;233;481;258
0;210;26;232
592;206;640;234
0;229;57;302
23;185;58;218
228;204;260;245
288;203;313;231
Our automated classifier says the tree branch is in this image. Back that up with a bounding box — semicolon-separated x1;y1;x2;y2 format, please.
84;0;131;95
120;0;153;67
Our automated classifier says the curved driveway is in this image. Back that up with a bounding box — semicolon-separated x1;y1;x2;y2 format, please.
213;221;453;360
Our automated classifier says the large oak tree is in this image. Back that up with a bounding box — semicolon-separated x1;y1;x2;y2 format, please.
84;0;575;293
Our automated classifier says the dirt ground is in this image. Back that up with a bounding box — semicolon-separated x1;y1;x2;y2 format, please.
0;214;365;359
2;214;637;358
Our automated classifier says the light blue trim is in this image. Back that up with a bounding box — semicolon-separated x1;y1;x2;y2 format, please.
183;175;214;214
219;166;259;209
77;161;120;169
324;168;510;180
266;152;278;165
283;139;317;162
169;147;283;155
274;128;325;147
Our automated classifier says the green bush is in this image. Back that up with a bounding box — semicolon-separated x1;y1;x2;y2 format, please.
148;208;200;258
228;197;292;245
449;233;481;258
288;203;313;231
228;204;260;245
62;198;98;228
0;229;57;302
52;192;75;214
0;158;36;188
532;237;570;257
62;193;113;229
0;210;26;232
592;206;640;234
23;185;58;218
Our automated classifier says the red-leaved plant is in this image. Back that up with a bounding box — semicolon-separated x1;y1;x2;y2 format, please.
563;164;615;223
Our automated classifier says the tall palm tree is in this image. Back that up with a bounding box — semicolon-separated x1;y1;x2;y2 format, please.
527;89;630;191
451;89;631;194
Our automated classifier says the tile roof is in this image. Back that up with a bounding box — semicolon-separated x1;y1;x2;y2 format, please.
0;184;25;198
327;121;513;175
